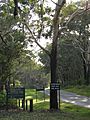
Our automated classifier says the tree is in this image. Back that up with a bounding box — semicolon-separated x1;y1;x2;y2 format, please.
14;0;90;109
21;0;66;109
38;38;84;87
4;0;90;109
0;6;26;91
67;3;90;85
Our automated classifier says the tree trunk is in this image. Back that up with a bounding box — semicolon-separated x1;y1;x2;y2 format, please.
83;59;87;84
86;40;90;85
86;62;90;85
50;45;58;109
0;81;4;92
50;0;66;110
83;39;90;85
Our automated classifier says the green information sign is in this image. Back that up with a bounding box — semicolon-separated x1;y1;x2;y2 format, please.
7;87;25;99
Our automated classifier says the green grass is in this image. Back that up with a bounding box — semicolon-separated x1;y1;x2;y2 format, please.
61;102;90;119
0;104;90;120
0;111;84;120
25;89;49;103
25;88;90;119
64;85;90;97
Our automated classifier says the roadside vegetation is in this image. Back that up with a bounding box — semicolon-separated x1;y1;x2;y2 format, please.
64;85;90;97
0;89;90;120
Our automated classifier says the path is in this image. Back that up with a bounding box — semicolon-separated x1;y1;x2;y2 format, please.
45;89;90;108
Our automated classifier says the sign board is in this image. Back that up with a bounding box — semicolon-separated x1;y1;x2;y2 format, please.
50;83;60;109
36;86;45;91
50;83;60;90
7;87;25;99
36;87;45;102
36;88;44;91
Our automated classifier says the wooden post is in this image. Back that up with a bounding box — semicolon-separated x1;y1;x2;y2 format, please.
36;90;37;102
22;99;25;110
23;87;25;110
26;100;28;110
19;99;20;107
30;99;33;112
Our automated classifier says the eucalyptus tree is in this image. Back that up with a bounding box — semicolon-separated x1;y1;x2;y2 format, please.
38;39;84;87
0;0;87;109
66;3;90;85
20;0;66;109
0;3;27;91
10;0;90;109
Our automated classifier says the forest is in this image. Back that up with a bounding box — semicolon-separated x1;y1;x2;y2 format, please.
0;0;90;110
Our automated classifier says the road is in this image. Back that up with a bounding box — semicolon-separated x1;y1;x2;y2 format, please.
44;89;90;108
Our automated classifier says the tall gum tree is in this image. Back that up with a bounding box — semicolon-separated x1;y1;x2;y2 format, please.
24;0;66;109
50;0;66;109
12;0;90;109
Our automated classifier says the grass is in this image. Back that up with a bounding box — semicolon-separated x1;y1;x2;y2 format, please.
0;110;85;120
0;88;90;120
61;102;90;119
26;89;90;119
64;85;90;97
0;102;90;120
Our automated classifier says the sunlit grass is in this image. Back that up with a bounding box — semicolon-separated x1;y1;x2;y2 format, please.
25;89;90;118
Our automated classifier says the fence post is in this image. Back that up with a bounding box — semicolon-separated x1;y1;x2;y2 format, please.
19;99;20;107
30;99;33;112
26;100;28;110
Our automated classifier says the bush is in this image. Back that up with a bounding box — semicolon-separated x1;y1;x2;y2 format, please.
0;91;6;107
0;91;17;109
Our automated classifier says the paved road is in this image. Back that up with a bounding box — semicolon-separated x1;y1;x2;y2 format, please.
44;89;90;108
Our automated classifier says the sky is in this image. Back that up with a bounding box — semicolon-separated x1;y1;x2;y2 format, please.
66;0;80;3
45;0;81;8
29;0;81;52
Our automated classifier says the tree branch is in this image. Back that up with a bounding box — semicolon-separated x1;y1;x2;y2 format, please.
24;23;51;57
66;7;90;26
0;33;7;46
51;0;66;7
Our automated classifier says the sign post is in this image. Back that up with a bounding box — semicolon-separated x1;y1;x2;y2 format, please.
36;87;45;102
6;87;25;110
50;83;60;109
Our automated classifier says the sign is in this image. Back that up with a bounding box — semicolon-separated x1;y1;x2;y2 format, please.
50;83;60;90
50;83;60;109
36;87;45;102
7;87;25;99
36;88;44;91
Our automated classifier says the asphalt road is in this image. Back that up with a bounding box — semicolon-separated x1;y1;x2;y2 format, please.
44;89;90;108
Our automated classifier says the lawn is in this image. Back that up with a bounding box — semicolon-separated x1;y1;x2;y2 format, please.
0;88;90;120
64;85;90;97
0;110;89;120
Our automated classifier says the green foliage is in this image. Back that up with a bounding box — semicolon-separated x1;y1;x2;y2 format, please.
38;39;84;86
25;89;49;102
62;3;77;17
38;44;51;74
57;39;84;86
0;91;17;108
0;91;6;106
0;3;32;88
